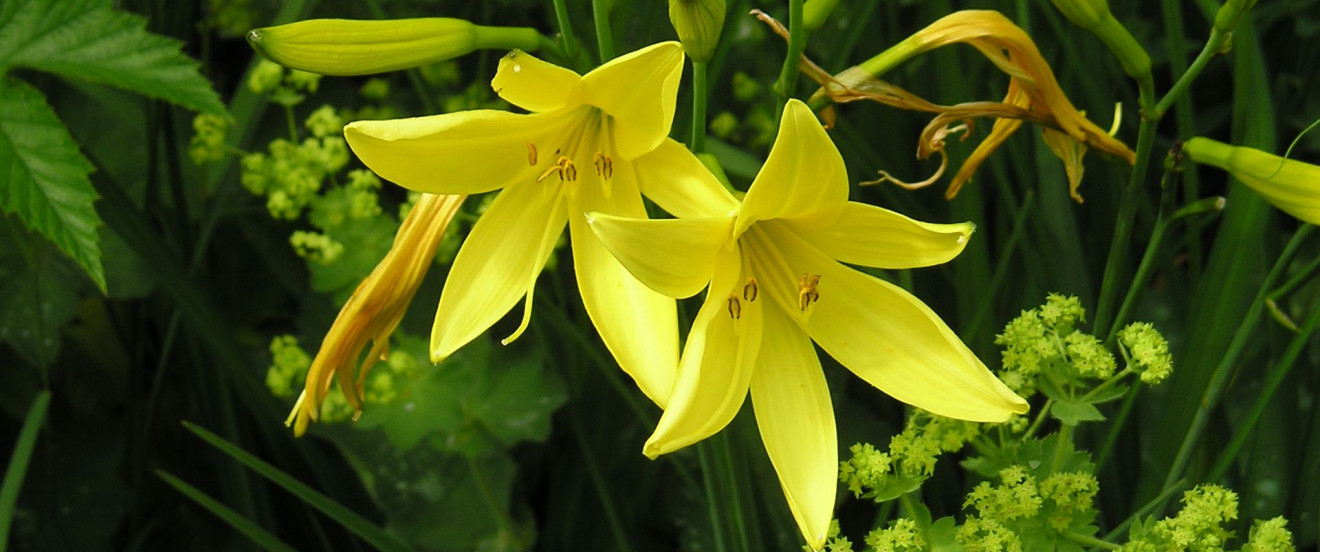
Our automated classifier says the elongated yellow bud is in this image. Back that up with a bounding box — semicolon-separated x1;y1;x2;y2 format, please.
1183;137;1320;225
668;0;725;62
247;18;541;76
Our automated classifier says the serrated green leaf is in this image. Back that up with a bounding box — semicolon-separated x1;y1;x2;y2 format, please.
0;78;104;292
0;0;225;115
1050;400;1107;425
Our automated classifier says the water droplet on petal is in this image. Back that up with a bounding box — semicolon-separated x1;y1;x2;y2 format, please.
957;234;967;244
512;64;522;73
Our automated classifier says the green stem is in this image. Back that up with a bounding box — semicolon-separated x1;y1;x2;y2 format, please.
592;0;615;62
551;0;580;67
1079;368;1136;403
1153;29;1226;118
1101;479;1187;542
715;434;750;552
1050;424;1074;474
898;492;921;519
1022;398;1055;440
284;104;298;140
1094;381;1143;469
1160;224;1315;494
1091;108;1157;336
1207;297;1320;481
1105;170;1180;341
697;443;730;552
569;403;634;552
691;61;708;153
774;0;806;112
1064;530;1120;550
0;391;51;547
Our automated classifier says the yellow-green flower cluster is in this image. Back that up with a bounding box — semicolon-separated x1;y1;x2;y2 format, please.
996;294;1111;395
890;413;981;476
955;516;1022;552
864;518;925;552
1064;331;1116;378
1241;517;1296;552
188;113;230;165
1118;322;1173;384
965;466;1043;522
266;335;313;398
290;230;344;264
265;334;424;424
1038;472;1100;531
838;443;892;498
1126;485;1238;551
241;134;349;219
248;59;323;106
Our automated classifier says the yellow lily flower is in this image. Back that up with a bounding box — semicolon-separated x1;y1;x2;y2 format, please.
1182;137;1320;224
343;42;721;408
588;100;1029;550
286;193;465;436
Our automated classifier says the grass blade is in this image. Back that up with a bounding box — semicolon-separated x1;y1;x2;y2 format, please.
156;470;298;552
181;421;415;552
0;390;51;550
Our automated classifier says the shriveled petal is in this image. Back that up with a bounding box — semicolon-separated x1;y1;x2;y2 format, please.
586;212;733;299
739;100;848;234
785;202;975;269
760;224;1028;422
581;42;685;160
632;139;740;218
569;170;680;407
491;49;583;113
345;109;568;194
749;308;837;551
644;248;762;457
431;181;567;362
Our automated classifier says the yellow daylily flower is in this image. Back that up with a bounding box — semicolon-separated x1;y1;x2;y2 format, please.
343;42;722;408
1182;137;1320;224
588;100;1029;550
286;193;465;436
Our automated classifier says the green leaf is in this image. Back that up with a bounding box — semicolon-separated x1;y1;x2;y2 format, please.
0;220;83;366
863;474;929;503
1050;400;1107;426
0;78;104;292
0;391;51;547
0;0;225;115
156;470;299;552
926;516;963;552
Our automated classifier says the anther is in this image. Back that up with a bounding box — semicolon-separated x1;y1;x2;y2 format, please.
536;156;578;183
526;142;538;166
593;152;613;179
743;277;759;302
797;273;821;311
726;294;742;320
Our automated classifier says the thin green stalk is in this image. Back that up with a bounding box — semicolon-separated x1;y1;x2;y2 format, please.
1091;112;1157;336
965;190;1036;339
156;470;298;552
1101;479;1187;543
1159;225;1315;494
592;0;615;62
1022;398;1056;440
1094;381;1143;469
697;443;730;552
1153;29;1226;118
1207;299;1320;482
774;0;806;112
691;61;708;153
714;434;750;552
1050;424;1074;474
0;391;51;548
552;0;580;68
568;396;634;552
1106;173;1179;341
1065;530;1120;550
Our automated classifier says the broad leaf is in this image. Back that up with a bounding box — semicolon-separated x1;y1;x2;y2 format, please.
0;0;225;115
0;78;104;292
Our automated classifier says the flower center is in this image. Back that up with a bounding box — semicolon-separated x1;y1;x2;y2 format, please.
524;107;615;189
726;277;760;320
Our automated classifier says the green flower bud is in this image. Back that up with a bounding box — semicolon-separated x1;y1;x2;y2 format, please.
1183;136;1320;225
803;0;841;32
1048;0;1111;30
1048;0;1150;80
668;0;725;62
1214;0;1260;34
247;18;541;76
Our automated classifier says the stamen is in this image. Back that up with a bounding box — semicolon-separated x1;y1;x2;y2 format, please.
743;277;759;302
536;156;578;183
797;273;821;311
526;142;538;166
726;294;742;320
593;152;613;179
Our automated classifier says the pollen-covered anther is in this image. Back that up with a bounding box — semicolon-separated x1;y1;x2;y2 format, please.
727;294;742;320
743;277;759;302
797;273;821;311
526;142;538;166
536;156;578;182
593;152;613;179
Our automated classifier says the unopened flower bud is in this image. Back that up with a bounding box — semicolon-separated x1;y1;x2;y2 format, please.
1183;136;1320;225
803;0;841;32
1048;0;1150;80
247;18;541;76
669;0;725;62
1214;0;1260;34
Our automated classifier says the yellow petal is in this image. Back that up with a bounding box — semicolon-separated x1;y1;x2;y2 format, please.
644;248;762;457
632;139;740;218
581;42;685;160
345;109;568;194
749;308;837;551
569;171;680;407
761;224;1028;422
491;49;584;113
431;181;567;362
785;202;975;269
586;212;733;299
738;100;848;234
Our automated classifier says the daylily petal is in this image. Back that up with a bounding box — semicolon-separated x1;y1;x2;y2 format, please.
633;139;740;218
569;171;680;407
581;42;685;160
739;99;848;234
491;49;583;113
644;248;763;457
761;224;1027;422
431;180;567;362
345;109;570;195
586;212;733;299
785;202;975;269
749;308;838;552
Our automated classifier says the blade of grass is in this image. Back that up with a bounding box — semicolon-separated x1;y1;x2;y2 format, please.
181;421;416;552
156;470;298;552
0;391;51;550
